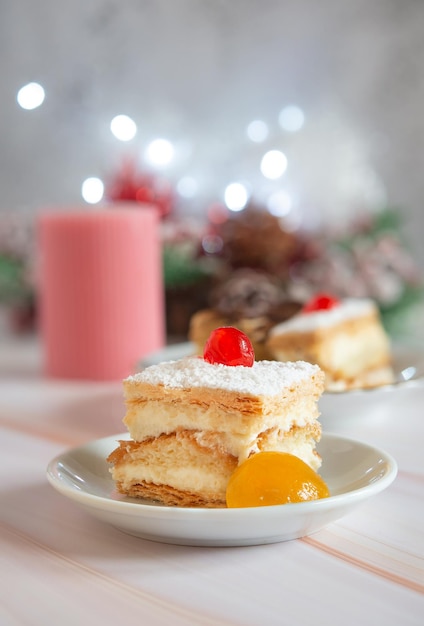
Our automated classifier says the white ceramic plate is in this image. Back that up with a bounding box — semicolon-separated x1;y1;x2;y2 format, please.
140;341;424;426
319;341;424;425
46;432;397;547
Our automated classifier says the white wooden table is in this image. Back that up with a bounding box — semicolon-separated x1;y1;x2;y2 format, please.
0;336;423;626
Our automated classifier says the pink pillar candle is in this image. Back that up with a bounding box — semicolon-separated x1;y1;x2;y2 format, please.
38;206;165;381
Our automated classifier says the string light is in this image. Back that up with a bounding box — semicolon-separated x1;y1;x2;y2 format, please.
278;105;305;132
224;182;250;211
202;234;223;254
267;190;292;216
177;176;198;198
110;115;137;141
17;82;45;110
11;82;300;214
81;177;104;204
246;120;269;143
145;138;175;167
260;150;288;179
13;82;377;232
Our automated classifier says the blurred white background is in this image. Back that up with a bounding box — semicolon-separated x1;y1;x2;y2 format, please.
1;0;423;265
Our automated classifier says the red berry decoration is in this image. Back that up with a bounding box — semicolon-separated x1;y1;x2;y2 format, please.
302;293;341;313
203;327;255;367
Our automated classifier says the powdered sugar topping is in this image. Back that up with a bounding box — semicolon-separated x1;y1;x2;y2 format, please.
127;357;321;395
270;297;377;335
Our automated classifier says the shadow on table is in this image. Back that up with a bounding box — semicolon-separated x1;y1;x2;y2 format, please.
3;481;267;562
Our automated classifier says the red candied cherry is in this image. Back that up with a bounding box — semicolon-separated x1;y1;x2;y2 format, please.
203;327;255;367
302;292;341;313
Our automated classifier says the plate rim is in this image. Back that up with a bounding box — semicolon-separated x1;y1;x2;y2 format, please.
46;431;398;517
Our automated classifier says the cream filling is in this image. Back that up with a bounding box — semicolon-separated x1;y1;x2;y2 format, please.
317;326;391;376
111;436;320;496
191;427;320;465
124;401;320;459
271;324;391;379
112;463;229;496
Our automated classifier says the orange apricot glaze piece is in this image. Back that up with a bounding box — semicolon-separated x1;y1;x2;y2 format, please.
226;451;330;508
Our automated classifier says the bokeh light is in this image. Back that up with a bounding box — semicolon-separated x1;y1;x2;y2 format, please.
177;176;198;198
278;105;305;132
110;115;137;141
247;120;269;143
224;182;250;211
81;177;104;204
145;138;175;167
17;82;45;110
202;234;224;255
267;190;292;216
260;150;288;179
207;203;229;224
